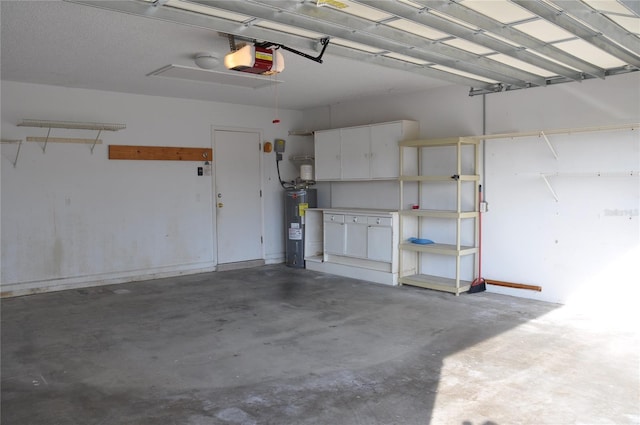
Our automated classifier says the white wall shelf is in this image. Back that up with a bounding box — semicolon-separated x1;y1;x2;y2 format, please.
461;123;638;142
17;119;126;153
288;130;314;136
399;242;478;256
289;154;314;164
398;137;480;295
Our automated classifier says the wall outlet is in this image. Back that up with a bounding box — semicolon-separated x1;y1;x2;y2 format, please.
480;201;488;213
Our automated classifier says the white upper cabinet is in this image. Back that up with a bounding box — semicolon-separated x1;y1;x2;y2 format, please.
314;129;342;180
370;121;404;179
340;126;371;179
314;120;419;181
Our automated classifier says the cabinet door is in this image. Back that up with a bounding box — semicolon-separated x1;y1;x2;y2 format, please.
340;126;371;179
367;225;392;262
324;221;345;255
314;129;342;180
344;215;368;258
370;122;401;179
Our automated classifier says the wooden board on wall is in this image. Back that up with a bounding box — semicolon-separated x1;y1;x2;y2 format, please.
109;145;212;161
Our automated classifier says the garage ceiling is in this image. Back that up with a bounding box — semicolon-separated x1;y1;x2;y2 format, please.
2;0;639;109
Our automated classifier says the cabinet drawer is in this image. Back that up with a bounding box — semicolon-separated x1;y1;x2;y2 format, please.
367;216;392;227
324;213;345;223
346;215;367;224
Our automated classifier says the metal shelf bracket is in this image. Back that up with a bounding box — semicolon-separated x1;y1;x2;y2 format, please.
540;171;639;202
42;127;52;153
1;139;23;167
539;131;558;159
540;173;559;202
91;129;103;154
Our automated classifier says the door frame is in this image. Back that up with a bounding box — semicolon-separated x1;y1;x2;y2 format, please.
211;125;265;268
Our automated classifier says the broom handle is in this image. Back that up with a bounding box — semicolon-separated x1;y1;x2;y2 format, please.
478;185;482;279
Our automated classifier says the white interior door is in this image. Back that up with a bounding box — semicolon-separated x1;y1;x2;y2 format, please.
214;129;263;265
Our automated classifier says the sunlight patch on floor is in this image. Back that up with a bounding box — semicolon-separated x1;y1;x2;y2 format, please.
557;243;640;332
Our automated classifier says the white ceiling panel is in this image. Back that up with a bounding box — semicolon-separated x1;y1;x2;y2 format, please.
256;21;324;39
386;19;451;41
554;39;628;68
430;65;498;84
329;38;385;53
165;0;248;22
582;0;635;14
459;0;536;24
525;50;582;72
488;54;557;77
325;0;391;21
443;38;494;55
384;52;430;65
483;33;523;48
397;0;424;9
607;14;640;35
428;9;481;31
514;19;577;43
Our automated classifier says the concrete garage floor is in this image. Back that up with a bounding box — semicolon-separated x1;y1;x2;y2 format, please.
2;265;638;425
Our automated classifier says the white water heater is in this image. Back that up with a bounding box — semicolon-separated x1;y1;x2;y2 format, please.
300;164;314;181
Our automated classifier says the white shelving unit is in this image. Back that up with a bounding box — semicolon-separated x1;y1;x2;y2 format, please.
398;137;480;295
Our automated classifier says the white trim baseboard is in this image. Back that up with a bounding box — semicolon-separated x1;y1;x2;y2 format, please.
0;262;217;298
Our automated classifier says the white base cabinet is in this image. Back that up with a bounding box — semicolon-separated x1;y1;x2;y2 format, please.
304;209;399;286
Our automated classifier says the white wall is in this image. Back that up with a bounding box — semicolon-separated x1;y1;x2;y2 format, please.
483;73;640;308
1;81;309;295
304;73;640;305
3;73;638;305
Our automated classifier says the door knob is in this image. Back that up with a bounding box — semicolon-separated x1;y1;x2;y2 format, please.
217;202;224;208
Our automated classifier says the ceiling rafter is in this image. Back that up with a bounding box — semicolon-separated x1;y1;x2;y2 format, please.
357;0;582;81
188;0;546;87
67;1;312;51
620;0;640;16
325;43;496;87
68;0;495;89
512;0;640;67
547;0;640;56
415;0;606;78
65;0;639;98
